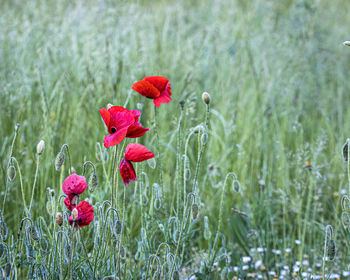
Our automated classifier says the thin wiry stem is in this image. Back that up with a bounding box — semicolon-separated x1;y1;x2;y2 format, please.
29;155;40;213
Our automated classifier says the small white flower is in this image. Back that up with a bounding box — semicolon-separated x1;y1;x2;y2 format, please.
233;266;239;272
343;271;350;277
295;239;301;245
242;265;249;270
255;260;263;269
242;256;251;263
268;271;276;276
285;248;292;253
302;260;309;266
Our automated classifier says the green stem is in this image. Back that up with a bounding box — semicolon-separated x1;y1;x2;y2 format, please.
116;141;126;209
2;124;19;212
29;155;40;213
154;106;164;192
111;146;118;208
11;157;28;217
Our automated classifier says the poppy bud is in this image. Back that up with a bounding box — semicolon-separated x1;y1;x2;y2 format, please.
48;188;55;197
72;208;78;221
88;172;98;192
55;152;65;171
342;139;349;161
179;100;185;109
7;166;16;182
28;226;40;241
191;203;199;220
36;140;45;155
107;103;113;110
55;212;63;226
343;41;350;46
115;220;122;235
327;239;336;260
202;92;211;105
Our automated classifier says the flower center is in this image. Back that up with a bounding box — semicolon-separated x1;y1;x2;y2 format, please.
111;127;117;133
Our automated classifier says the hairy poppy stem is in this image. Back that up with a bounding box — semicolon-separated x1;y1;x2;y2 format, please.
11;157;28;217
2;123;19;213
192;103;210;192
154;107;164;192
29;155;40;213
111;146;118;207
116;141;127;208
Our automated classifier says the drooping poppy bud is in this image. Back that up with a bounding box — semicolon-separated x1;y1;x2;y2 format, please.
36;140;45;155
56;212;63;226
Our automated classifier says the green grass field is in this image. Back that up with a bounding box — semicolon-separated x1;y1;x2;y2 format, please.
1;0;350;279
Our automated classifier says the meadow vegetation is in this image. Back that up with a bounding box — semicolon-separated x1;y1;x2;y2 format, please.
1;0;350;279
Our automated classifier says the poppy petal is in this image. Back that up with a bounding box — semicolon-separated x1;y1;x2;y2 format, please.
127;123;150;138
64;194;78;211
99;108;110;127
108;107;135;132
143;76;169;92
132;81;160;99
103;127;128;148
62;174;87;196
130;110;141;122
119;159;136;185
124;143;155;162
68;201;94;228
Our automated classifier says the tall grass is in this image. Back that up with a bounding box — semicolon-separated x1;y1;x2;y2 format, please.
1;0;350;278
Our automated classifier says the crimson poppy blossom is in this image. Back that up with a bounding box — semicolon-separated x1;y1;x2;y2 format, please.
68;201;94;228
99;106;149;148
119;143;155;185
131;76;172;107
62;174;87;210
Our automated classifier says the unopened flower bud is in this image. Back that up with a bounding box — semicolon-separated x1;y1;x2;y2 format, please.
202;92;211;105
55;152;65;171
88;172;98;192
179;100;185;109
55;212;63;226
69;166;76;174
72;208;78;221
7;166;16;182
36;140;45;155
191;203;199;220
107;103;113;110
48;188;55;197
343;41;350;46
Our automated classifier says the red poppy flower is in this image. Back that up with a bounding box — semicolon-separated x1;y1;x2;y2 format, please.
119;143;155;185
62;174;87;195
131;76;172;107
68;201;94;228
64;194;78;211
99;106;149;148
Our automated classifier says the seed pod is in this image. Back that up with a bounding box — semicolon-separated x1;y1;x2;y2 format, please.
88;173;98;192
48;188;55;197
327;239;336;260
202;92;211;105
36;140;45;155
115;220;122;235
0;222;8;241
7;166;16;182
55;152;65;171
191;203;199;220
28;226;40;241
